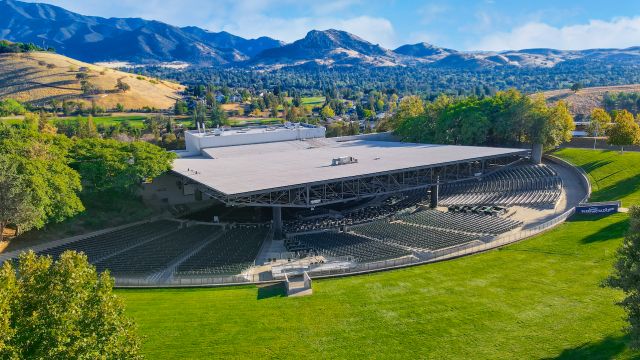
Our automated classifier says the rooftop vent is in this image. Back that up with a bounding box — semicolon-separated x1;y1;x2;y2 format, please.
331;156;358;166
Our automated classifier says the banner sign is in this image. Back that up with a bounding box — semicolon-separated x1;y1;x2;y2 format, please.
575;202;620;215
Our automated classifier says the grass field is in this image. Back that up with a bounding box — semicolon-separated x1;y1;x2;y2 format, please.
119;148;640;359
282;96;326;110
554;148;640;205
301;96;326;106
1;115;195;129
59;115;149;129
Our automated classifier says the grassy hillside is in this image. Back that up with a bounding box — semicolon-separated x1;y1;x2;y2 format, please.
0;52;184;110
119;148;640;359
543;84;640;119
554;148;640;205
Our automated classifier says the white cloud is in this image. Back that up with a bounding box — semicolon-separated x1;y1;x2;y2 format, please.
471;16;640;51
212;13;396;46
310;0;363;16
418;4;449;24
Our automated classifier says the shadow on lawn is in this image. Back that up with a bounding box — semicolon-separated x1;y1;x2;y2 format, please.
593;175;640;204
566;216;630;244
579;159;614;174
551;335;638;360
256;282;286;300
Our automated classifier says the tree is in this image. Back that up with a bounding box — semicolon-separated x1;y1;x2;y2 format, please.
570;82;583;93
607;110;640;152
174;100;188;116
396;96;425;119
210;104;228;127
115;79;131;93
77;116;99;138
193;101;207;129
606;206;640;349
0;128;84;235
0;156;38;241
292;94;302;107
62;100;73;116
145;115;163;142
71;138;176;192
320;105;335;120
0;98;26;116
0;251;142;358
80;80;100;95
587;108;612;136
527;99;575;150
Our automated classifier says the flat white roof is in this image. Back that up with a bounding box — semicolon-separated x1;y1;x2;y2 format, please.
188;127;289;138
187;123;322;138
172;139;527;195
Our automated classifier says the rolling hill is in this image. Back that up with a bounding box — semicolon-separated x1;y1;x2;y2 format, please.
4;0;640;70
250;29;403;68
542;84;640;119
0;51;184;110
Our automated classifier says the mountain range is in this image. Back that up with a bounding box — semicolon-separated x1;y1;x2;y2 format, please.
2;0;640;70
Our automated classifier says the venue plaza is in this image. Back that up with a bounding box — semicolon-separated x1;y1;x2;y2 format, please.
0;123;588;290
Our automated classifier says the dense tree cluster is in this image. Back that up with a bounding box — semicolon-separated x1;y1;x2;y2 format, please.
603;92;640;115
0;98;27;116
391;90;574;149
584;107;640;151
0;127;84;240
0;40;54;53
136;59;640;98
0;251;142;358
0;122;175;241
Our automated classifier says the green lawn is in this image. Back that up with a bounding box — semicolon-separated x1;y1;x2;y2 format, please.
119;148;640;359
76;115;148;128
1;115;151;128
555;148;640;206
301;96;326;106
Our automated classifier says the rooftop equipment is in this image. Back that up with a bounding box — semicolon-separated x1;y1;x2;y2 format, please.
332;156;358;166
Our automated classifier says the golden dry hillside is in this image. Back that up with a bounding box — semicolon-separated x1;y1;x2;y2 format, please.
542;84;640;120
0;51;185;110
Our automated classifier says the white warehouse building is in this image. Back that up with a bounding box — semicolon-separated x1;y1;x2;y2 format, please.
183;123;326;156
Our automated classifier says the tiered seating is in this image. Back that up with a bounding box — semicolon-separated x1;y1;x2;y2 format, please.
176;225;268;275
283;191;429;234
286;232;411;262
440;164;562;207
353;221;480;251
95;225;218;276
38;220;180;262
283;217;346;233
399;210;522;235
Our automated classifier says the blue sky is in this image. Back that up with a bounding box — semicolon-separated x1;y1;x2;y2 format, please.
24;0;640;50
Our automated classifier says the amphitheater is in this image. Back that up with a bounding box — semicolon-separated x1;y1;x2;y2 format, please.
0;124;589;291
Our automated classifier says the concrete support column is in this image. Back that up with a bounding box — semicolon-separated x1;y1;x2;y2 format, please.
272;206;283;240
531;143;543;164
430;182;439;209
